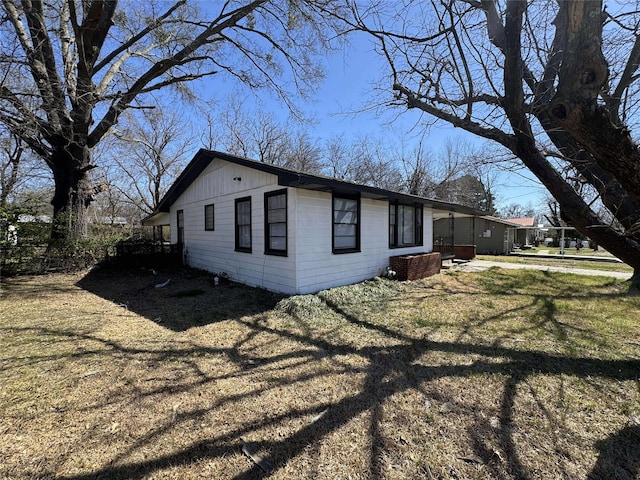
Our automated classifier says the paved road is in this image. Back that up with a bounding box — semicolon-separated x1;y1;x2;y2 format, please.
455;259;632;280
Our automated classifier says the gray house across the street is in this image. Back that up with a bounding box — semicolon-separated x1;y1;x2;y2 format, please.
433;215;525;255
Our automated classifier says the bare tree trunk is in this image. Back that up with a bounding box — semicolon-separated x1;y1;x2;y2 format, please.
499;1;640;282
549;2;640;211
0;136;22;209
49;144;93;241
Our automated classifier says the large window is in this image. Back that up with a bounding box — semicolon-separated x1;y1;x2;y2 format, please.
389;203;423;248
265;190;287;256
235;197;251;252
204;204;214;231
333;195;360;253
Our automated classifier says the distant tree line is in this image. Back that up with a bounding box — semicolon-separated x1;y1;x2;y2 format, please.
2;97;502;230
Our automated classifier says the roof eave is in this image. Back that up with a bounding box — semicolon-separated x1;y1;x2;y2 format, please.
146;149;489;218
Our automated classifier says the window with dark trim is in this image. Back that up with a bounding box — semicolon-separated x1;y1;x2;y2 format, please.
235;197;251;252
332;195;360;253
204;204;215;231
389;203;423;248
176;209;184;244
265;189;287;256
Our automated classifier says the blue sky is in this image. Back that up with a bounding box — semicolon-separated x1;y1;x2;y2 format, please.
304;35;546;210
193;29;546;212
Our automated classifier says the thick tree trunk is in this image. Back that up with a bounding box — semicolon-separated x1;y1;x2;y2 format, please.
548;2;640;210
537;115;640;231
49;145;93;241
500;1;640;283
512;140;640;285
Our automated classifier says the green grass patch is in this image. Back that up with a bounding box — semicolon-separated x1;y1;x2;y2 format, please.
477;254;633;273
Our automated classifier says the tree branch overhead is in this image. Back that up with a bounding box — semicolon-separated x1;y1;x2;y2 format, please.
352;0;640;278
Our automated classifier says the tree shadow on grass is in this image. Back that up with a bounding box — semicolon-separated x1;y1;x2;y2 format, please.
5;271;639;479
588;424;640;480
76;266;284;332
45;297;639;480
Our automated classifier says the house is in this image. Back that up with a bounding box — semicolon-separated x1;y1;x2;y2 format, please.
434;215;523;255
143;150;484;294
505;217;541;247
17;214;52;223
98;216;128;226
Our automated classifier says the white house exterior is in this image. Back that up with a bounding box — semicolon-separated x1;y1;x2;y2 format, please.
144;150;482;294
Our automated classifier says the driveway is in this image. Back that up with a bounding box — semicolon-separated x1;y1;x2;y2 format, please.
456;259;632;280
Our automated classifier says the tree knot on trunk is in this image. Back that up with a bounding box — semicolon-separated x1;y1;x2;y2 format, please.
550;102;567;120
581;69;597;85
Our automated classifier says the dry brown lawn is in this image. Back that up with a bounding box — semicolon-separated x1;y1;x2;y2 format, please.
1;266;639;480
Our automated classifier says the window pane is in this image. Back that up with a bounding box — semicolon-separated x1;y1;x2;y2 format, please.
334;235;356;249
334;210;356;224
266;192;286;254
237;202;250;223
402;205;414;225
334;198;356;212
270;236;286;250
389;204;396;246
402;224;414;244
235;198;251;251
270;223;286;237
238;226;251;248
401;206;414;244
268;194;286;209
333;198;353;211
268;208;286;223
335;224;356;237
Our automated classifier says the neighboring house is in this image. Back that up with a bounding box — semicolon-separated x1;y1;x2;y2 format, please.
433;215;522;255
143;150;484;294
17;214;52;223
99;216;128;226
506;217;540;246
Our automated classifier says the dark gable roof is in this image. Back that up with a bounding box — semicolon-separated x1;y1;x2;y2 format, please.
153;149;487;217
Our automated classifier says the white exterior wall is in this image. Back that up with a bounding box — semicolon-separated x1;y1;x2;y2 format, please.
169;159;434;295
294;190;433;294
169;160;297;293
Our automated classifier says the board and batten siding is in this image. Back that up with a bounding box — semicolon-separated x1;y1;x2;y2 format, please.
294;190;433;294
434;217;507;254
475;217;509;254
169;159;297;293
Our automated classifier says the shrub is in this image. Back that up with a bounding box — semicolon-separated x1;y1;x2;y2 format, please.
0;206;130;276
